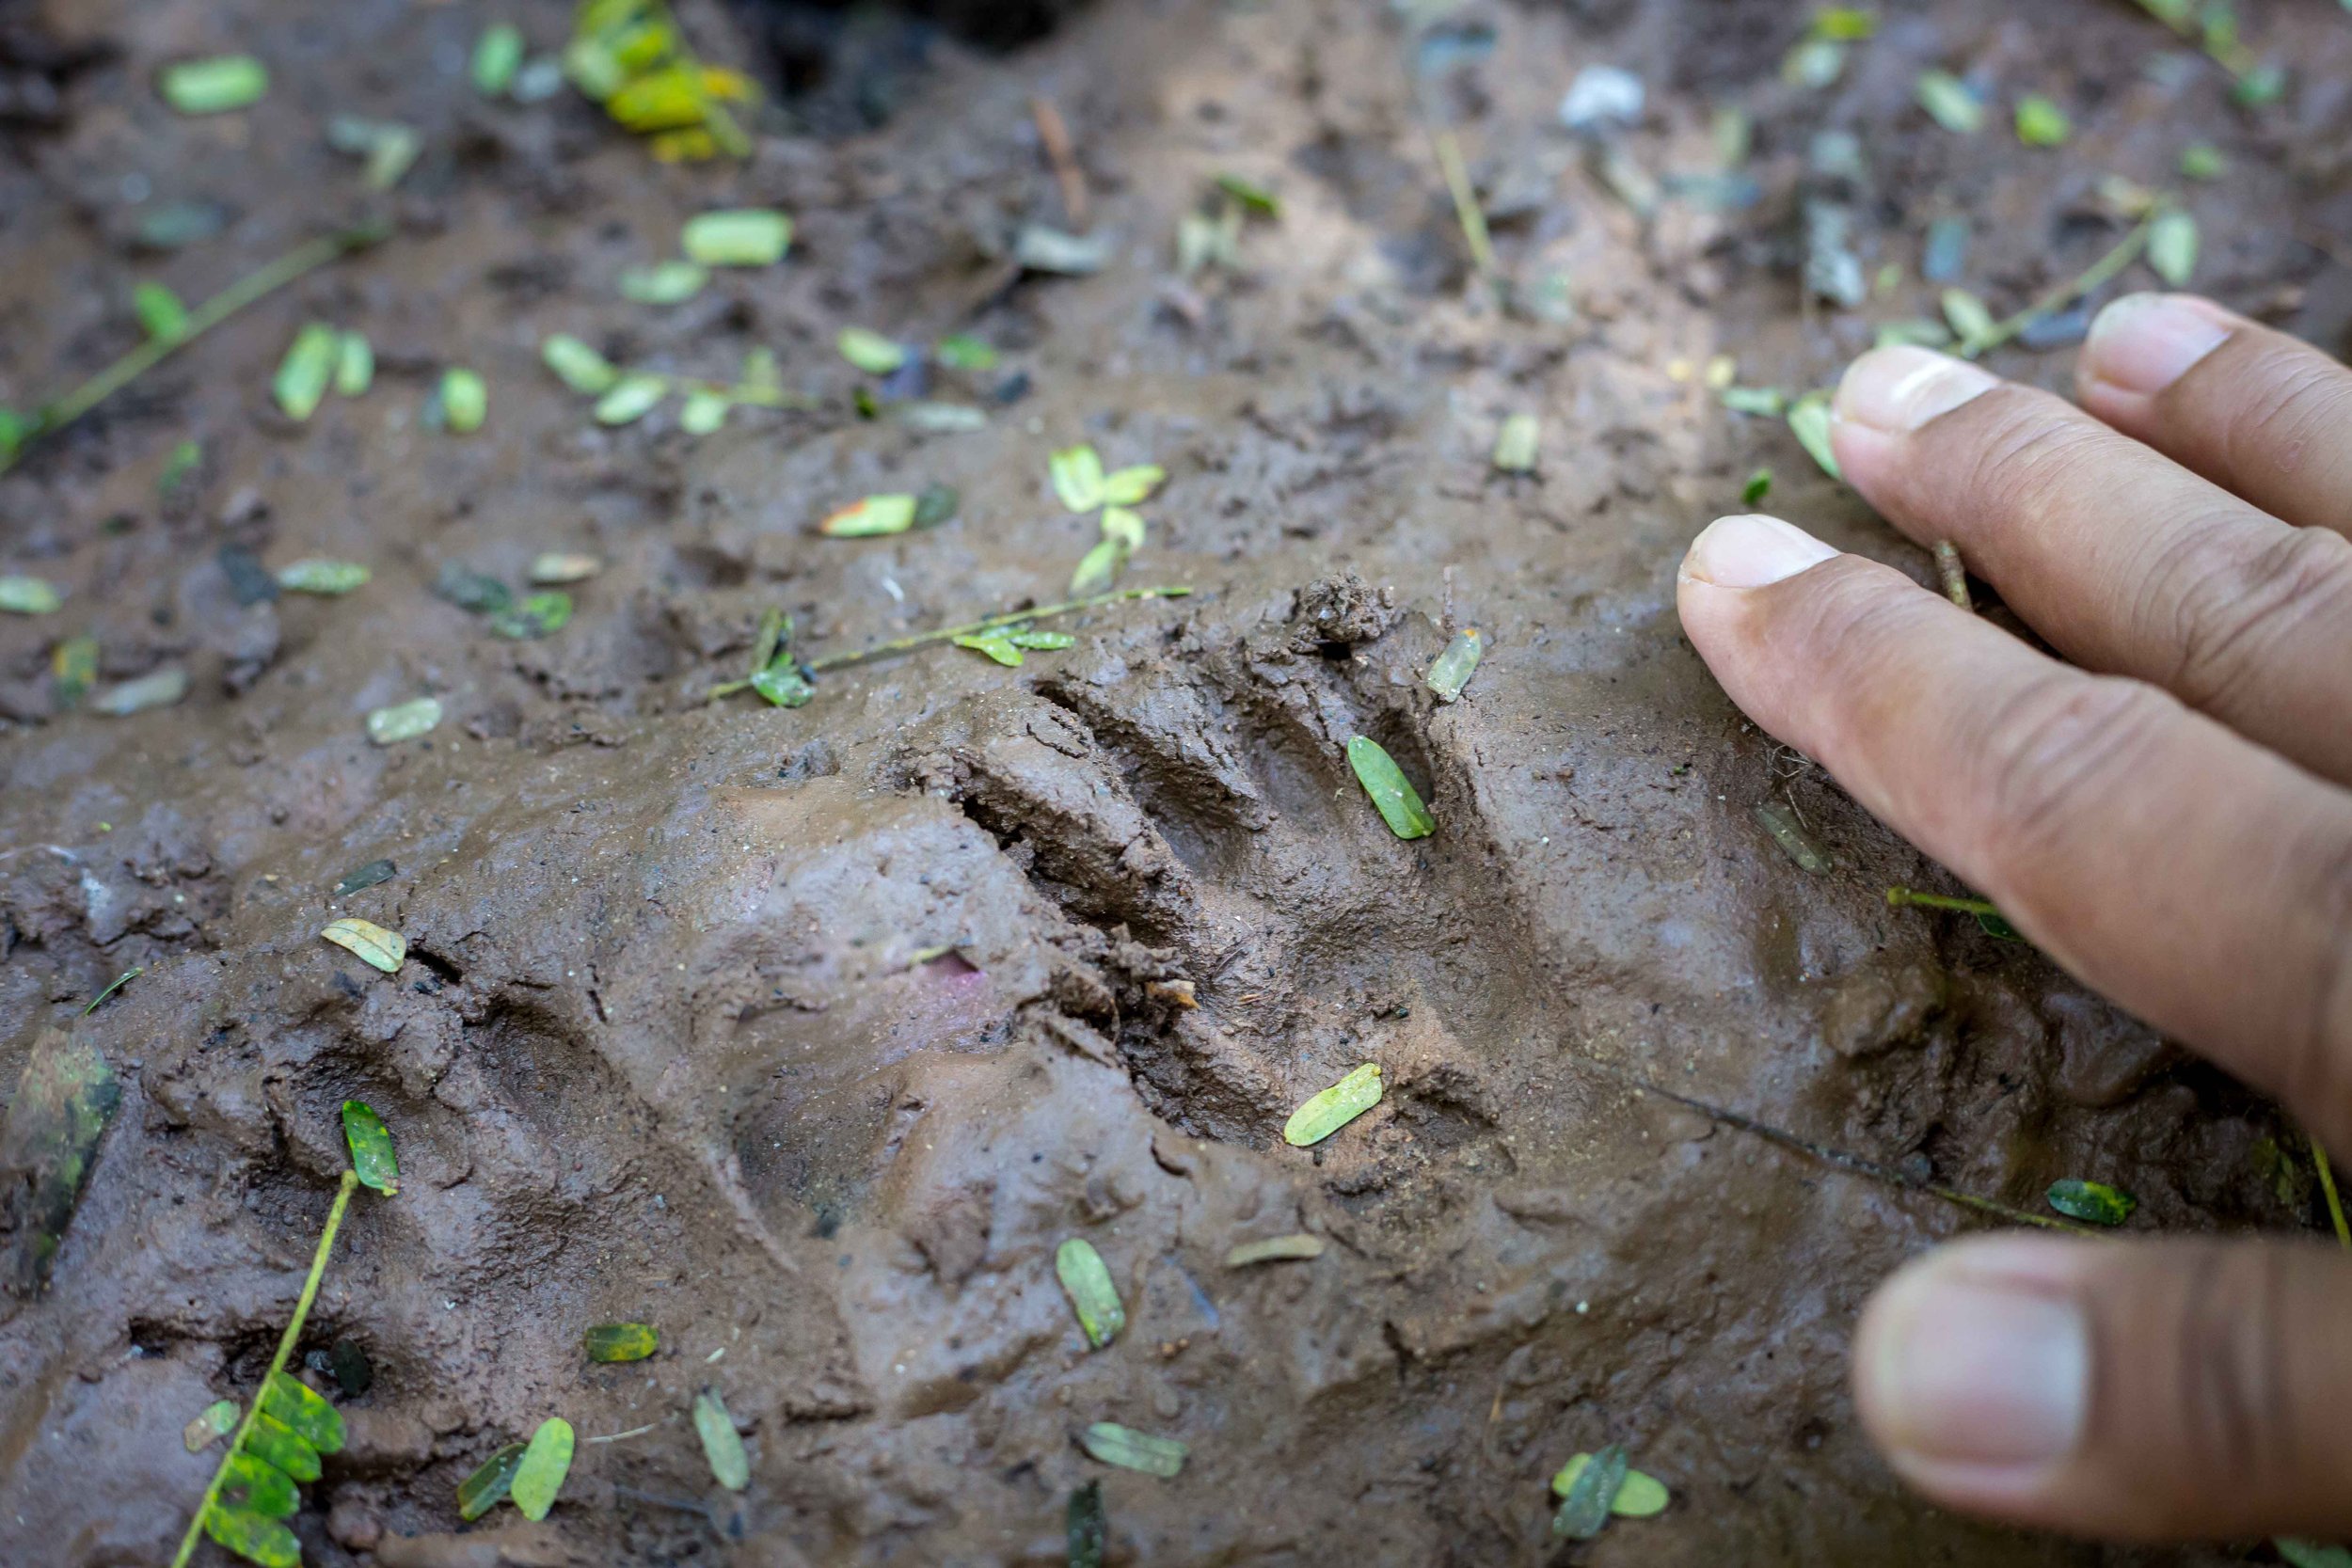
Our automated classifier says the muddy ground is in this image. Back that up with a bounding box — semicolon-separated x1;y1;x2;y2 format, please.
2;0;2350;1562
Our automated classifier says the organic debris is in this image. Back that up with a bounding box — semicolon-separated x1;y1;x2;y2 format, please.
1056;1238;1125;1349
693;1390;751;1491
2045;1179;2136;1227
1283;1063;1383;1148
1345;736;1435;839
321;917;405;974
1078;1422;1187;1478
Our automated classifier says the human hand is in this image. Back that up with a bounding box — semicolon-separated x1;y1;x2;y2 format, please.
1676;293;2352;1541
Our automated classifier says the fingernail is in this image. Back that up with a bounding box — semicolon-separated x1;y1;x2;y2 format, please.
2082;293;2232;395
1861;1254;2090;1468
1679;514;1839;589
1835;345;1999;434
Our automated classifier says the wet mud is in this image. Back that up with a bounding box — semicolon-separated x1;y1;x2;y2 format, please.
3;0;2350;1562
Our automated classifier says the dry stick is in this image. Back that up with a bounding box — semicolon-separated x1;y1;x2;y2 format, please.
1886;885;1998;918
1961;216;2153;360
803;585;1193;674
1428;125;1498;286
5;225;387;474
1030;96;1089;230
1932;540;1973;610
170;1169;361;1568
1606;1069;2104;1237
2315;1136;2350;1250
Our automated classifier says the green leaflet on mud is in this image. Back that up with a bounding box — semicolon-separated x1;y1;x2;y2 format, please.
1056;1238;1125;1349
694;1390;751;1491
1283;1063;1383;1148
510;1418;575;1521
342;1101;399;1194
2046;1179;2136;1227
1344;736;1435;839
1066;1481;1107;1568
321;917;405;974
457;1443;528;1522
1552;1450;1670;1519
585;1323;659;1362
1078;1422;1187;1478
1425;629;1483;703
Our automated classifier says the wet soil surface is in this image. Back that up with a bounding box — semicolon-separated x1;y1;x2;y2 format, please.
4;0;2351;1562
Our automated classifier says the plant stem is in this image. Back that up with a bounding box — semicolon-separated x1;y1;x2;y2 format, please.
1428;127;1498;284
803;585;1193;674
1962;217;2152;359
6;225;386;475
1933;540;1973;610
1885;886;2000;917
2315;1135;2350;1250
1618;1073;2103;1236
170;1169;360;1568
82;966;141;1016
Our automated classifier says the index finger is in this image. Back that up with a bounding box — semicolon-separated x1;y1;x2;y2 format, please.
1676;514;2352;1151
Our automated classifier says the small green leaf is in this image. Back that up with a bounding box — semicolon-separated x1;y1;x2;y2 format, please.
1425;628;1484;703
2015;94;2071;147
159;439;202;498
595;373;669;426
220;1450;300;1519
342;1101;398;1194
752;663;814;707
1345;736;1434;839
681;209;793;267
276;560;370;595
1056;1238;1125;1349
1224;1233;1325;1267
1067;1481;1107;1568
1787;390;1840;480
529;553;600;585
510;1417;574;1521
366;696;442;745
584;1323;659;1363
1781;36;1846;90
1940;288;1997;349
242;1414;321;1482
739;347;783;398
1491;412;1539;473
472;23;524;96
51;634;98;709
184;1399;241;1451
934;334;997;372
1741;467;1773;505
1811;6;1877;40
275;324;340;421
1012;224;1110;275
160;55;269;115
1914;70;1982;133
542;335;620;394
490;592;572;640
1719;385;1788;417
1050;445;1106;513
679;389;730;435
2178;143;2226;181
0;576;61;614
262;1371;344;1454
1009;630;1074;650
322;917;405;974
1874;318;1954;351
1078;1422;1187;1478
836;327;908;375
94;666;189;716
913;483;960;529
1099;505;1146;552
2149;207;2199;287
619;261;708;304
1976;908;2024;942
1552;1444;1630;1539
458;1443;527;1520
2230;64;2286;108
335;333;374;397
1753;800;1832;873
693;1390;751;1491
434;562;512;613
1551;1450;1670;1517
1283;1062;1383;1148
135;281;188;342
1068;538;1126;596
200;1503;300;1568
2047;1179;2136;1227
334;859;395;896
952;633;1025;668
1215;172;1281;215
1100;464;1166;506
439;369;487;434
819;494;918;537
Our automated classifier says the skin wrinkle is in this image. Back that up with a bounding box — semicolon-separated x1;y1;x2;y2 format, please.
2211;353;2344;492
2162;527;2352;733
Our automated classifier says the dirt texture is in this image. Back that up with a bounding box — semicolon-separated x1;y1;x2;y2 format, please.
3;0;2350;1563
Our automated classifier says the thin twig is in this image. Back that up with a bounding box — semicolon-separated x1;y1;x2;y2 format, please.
1030;96;1089;230
82;966;141;1016
1886;886;1999;918
1608;1070;2103;1236
1962;217;2152;359
2315;1135;2350;1251
803;585;1193;673
586;1419;665;1445
1427;126;1497;284
1932;541;1973;610
6;225;388;474
171;1170;360;1568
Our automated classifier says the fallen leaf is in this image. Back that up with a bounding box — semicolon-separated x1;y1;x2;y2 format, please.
510;1418;574;1521
160;55;268;115
2046;1178;2135;1227
542;335;620;394
584;1323;658;1363
1344;736;1435;839
529;553;601;585
1551;1450;1670;1518
1100;464;1166;506
0;576;61;614
819;495;918;537
276;560;370;595
1491;413;1539;473
1050;445;1106;513
439;369;487;434
681;209;792;266
1078;1422;1187;1478
341;1101;398;1194
2149;207;2199;287
836;327;908;374
1056;1238;1125;1349
275;325;339;421
321;918;405;974
595;374;668;426
1283;1062;1382;1148
694;1390;751;1491
334;333;374;396
618;261;707;304
1425;628;1484;703
94;666;189;716
366;696;442;745
471;23;523;96
1223;1233;1324;1267
457;1443;526;1522
1552;1444;1630;1540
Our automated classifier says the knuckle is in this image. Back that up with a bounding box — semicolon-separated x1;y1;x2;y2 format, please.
1967;673;2176;872
1949;390;2111;524
2223;350;2352;504
2281;824;2352;1118
2162;526;2352;713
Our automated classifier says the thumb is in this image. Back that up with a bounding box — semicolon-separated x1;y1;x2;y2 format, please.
1853;1232;2352;1540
